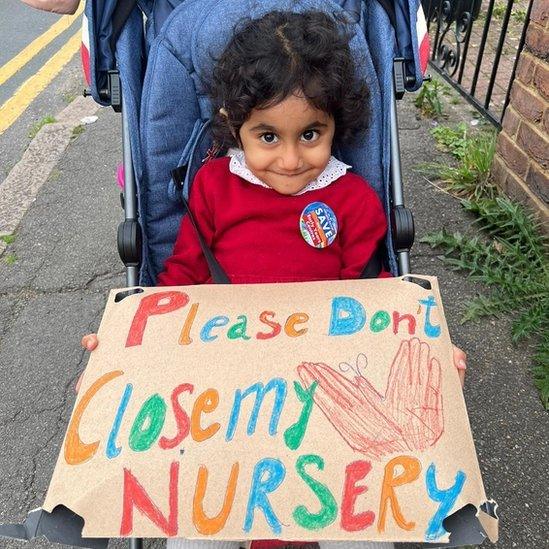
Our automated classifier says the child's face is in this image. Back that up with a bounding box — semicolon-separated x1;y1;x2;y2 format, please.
238;93;335;195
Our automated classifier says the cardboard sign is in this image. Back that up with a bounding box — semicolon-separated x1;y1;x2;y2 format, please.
43;276;497;543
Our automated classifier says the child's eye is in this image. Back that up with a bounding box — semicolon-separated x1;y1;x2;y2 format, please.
260;133;278;144
301;130;320;142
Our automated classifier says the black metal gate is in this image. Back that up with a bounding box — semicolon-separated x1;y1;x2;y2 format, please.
425;0;534;127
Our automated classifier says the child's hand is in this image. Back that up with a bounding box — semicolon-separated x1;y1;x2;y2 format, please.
452;344;467;387
81;333;99;352
76;334;99;393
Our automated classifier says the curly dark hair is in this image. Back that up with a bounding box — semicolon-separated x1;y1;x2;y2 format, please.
209;10;370;149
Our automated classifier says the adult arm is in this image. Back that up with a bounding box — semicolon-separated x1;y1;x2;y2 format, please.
20;0;80;14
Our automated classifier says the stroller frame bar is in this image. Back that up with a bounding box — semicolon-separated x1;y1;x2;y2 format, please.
121;96;140;288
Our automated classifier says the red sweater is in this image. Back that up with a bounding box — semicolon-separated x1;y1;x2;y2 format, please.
157;157;388;286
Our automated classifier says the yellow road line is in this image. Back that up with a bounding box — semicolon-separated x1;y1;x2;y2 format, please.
0;30;81;135
0;3;84;86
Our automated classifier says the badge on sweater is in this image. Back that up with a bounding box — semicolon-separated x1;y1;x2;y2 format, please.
300;202;338;248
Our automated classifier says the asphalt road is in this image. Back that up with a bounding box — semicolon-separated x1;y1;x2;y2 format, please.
0;1;83;186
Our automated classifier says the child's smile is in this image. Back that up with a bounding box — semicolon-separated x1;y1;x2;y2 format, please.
238;93;335;195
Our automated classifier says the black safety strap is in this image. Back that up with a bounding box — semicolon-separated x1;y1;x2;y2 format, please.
171;167;230;284
110;0;138;53
360;249;383;278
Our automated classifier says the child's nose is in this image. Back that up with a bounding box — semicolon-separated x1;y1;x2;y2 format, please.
279;144;303;172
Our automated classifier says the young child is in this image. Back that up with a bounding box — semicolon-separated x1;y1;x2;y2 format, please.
82;10;466;549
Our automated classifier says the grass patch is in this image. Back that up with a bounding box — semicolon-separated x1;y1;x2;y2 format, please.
512;8;527;23
420;127;549;409
28;115;56;139
4;253;17;265
414;80;450;120
0;234;15;245
492;2;507;18
417;124;497;199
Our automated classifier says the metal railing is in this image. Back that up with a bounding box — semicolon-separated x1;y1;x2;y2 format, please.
424;0;534;127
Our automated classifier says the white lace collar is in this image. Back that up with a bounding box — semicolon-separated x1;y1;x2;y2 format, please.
227;148;351;195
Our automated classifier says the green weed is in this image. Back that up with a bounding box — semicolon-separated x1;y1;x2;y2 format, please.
0;234;15;245
417;129;497;199
28;115;56;139
414;80;449;119
492;2;507;18
4;253;17;265
512;8;527;23
422;197;549;409
431;123;469;159
71;125;85;139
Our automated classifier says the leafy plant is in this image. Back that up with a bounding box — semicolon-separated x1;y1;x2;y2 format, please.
512;8;527;23
417;130;497;199
431;123;469;159
28;115;56;139
4;253;17;265
414;80;449;119
492;2;507;19
422;197;549;409
71;124;84;139
0;234;15;245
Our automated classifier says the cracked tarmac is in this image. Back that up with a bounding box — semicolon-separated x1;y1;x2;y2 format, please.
0;98;547;549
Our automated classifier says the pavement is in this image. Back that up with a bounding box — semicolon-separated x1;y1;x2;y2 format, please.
0;84;547;549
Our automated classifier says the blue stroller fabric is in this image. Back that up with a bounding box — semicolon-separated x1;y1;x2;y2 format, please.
84;0;428;285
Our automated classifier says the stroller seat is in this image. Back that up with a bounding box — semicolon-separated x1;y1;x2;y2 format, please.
83;0;427;287
139;0;393;284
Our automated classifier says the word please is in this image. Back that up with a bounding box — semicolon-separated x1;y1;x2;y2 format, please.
124;291;442;347
120;455;465;541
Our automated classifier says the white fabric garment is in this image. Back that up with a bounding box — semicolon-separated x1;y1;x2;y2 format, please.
227;149;351;195
166;540;394;549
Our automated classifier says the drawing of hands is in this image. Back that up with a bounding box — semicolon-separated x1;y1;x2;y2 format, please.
297;337;443;460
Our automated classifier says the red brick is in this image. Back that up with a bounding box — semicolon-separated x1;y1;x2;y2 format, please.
491;154;508;188
497;132;531;177
526;162;549;203
517;122;549;169
543;107;549;134
505;170;529;202
516;52;536;86
526;23;549;59
502;105;521;136
532;60;549;100
504;170;549;223
510;81;544;123
530;0;548;25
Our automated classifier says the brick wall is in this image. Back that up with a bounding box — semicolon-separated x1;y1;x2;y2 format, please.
491;0;548;219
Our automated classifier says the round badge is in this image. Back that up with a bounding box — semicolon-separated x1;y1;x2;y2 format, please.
299;202;338;248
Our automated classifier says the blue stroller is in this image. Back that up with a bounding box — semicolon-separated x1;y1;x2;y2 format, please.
84;0;427;291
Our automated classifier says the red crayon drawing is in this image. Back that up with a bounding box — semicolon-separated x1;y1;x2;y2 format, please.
297;338;444;460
